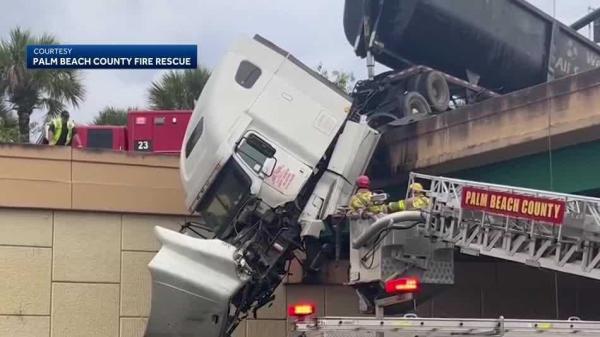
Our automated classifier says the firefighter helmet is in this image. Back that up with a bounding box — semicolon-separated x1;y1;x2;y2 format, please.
409;182;424;192
356;175;371;189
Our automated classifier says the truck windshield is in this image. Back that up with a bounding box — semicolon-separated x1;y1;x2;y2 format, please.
195;159;251;237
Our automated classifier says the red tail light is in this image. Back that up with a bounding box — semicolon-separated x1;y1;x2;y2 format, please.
385;277;420;294
288;303;316;317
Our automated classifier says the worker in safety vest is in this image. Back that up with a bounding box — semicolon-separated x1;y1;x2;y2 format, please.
46;110;81;147
387;182;430;213
349;175;386;214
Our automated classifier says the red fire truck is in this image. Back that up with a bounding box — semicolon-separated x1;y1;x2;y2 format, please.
75;110;191;155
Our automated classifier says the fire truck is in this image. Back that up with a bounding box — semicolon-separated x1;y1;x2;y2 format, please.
292;172;600;336
66;110;191;154
140;35;600;337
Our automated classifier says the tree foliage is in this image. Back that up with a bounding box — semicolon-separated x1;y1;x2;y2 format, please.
0;27;85;142
92;106;135;126
148;67;210;110
316;63;356;94
0;103;18;143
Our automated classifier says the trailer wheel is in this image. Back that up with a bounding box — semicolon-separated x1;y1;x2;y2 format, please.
406;74;423;92
419;71;450;112
400;91;431;116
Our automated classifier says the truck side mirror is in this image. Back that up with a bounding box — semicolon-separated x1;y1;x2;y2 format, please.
250;179;262;196
261;157;276;177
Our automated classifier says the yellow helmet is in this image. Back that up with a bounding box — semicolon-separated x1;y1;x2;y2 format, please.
409;182;424;192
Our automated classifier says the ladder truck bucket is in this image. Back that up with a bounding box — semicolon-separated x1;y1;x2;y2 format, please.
143;226;247;337
351;211;425;248
348;210;455;314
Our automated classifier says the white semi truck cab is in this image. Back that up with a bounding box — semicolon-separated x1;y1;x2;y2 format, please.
144;35;380;337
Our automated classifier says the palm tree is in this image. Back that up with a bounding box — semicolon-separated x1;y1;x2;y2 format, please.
93;106;135;126
148;67;210;110
0;27;85;142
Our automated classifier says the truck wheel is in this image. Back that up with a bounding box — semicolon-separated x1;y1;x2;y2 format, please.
401;91;432;116
406;73;423;92
419;71;450;112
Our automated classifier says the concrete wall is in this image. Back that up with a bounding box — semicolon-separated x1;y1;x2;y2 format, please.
449;139;600;194
0;146;188;336
0;208;186;337
0;206;364;337
0;144;185;214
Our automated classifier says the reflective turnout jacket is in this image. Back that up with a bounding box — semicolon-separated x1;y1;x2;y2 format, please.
387;195;430;213
349;189;386;214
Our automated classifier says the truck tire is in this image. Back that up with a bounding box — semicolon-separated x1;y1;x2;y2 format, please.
418;71;450;112
406;74;423;92
400;91;431;116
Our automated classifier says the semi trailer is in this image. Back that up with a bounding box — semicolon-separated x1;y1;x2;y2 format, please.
142;35;600;337
343;0;600;128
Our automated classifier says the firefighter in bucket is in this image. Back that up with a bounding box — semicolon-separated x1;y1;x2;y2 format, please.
349;176;430;215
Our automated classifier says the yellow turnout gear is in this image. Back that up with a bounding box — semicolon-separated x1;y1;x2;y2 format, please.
349;189;386;214
49;117;75;145
387;195;430;213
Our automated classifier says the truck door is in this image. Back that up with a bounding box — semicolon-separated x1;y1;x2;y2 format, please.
129;113;154;153
234;130;312;207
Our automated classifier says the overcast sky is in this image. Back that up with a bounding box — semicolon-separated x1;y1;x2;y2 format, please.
2;0;600;124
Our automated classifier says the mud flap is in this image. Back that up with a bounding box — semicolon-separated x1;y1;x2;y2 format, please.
144;227;246;337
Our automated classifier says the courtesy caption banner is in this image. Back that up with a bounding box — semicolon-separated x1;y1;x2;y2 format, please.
27;44;197;69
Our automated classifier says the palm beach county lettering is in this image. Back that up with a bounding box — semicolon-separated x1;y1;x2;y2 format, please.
461;186;566;225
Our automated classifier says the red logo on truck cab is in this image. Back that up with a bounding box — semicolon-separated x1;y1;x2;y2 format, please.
267;165;296;190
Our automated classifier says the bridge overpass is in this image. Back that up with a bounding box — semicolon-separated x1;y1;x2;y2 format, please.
371;66;600;196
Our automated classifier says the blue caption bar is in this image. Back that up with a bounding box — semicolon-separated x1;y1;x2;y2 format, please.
27;44;197;69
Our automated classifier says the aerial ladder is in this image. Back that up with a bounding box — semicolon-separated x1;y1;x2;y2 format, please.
410;172;600;279
295;315;600;337
292;172;600;337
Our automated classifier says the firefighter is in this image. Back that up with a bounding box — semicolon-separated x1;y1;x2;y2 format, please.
46;110;81;147
387;182;430;213
349;175;386;214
